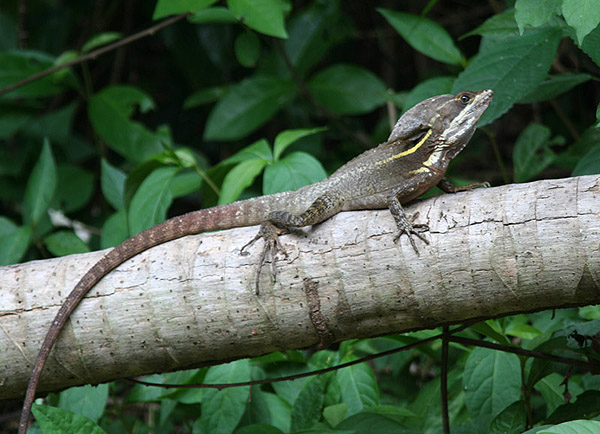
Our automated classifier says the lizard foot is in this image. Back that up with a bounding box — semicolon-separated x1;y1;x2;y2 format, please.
393;212;430;255
240;222;288;295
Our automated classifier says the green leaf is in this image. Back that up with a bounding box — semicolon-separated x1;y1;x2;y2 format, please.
194;360;250;434
0;223;32;265
44;230;90;256
101;159;126;210
221;138;273;165
263;152;327;195
463;347;521;421
184;85;229;109
489;400;527;434
547;390;600;424
219;158;267;204
462;9;520;39
227;0;288;38
519;73;592;103
236;425;285;434
88;86;163;163
335;410;408;432
534;373;572;417
188;7;237;24
24;139;57;226
58;384;109;423
513;123;556;183
32;403;107;434
100;209;128;249
515;0;560;33
235;31;260;68
337;362;380;417
290;377;325;432
572;141;600;176
469;321;511;345
402;76;455;112
307;64;387;115
505;324;542;340
580;24;600;67
378;9;464;66
81;32;122;53
520;138;562;176
204;76;295;141
538;419;600;434
0;51;65;98
453;26;562;125
562;0;600;45
323;403;347;428
153;0;218;20
54;164;95;213
128;166;178;235
273;127;327;161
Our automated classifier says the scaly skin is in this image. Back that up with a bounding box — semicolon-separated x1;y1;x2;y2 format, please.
19;89;493;433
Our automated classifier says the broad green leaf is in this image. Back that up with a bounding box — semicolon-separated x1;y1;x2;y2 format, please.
519;73;592;103
235;425;285;434
0;51;64;98
32;404;106;434
557;127;600;170
378;9;464;66
0;216;17;237
54;164;95;213
534;373;573;417
469;321;511;345
81;32;122;53
188;7;237;24
579;305;600;320
227;0;288;38
489;400;527;434
235;31;260;68
335;411;408;432
219;158;267;204
337;361;380;416
128;166;178;235
505;324;542;340
263;152;326;195
221;138;273;166
153;0;218;20
403;76;454;112
194;360;250;434
538;419;600;433
101;159;126;210
573;141;600;176
308;64;387;115
515;0;560;33
184;85;229;108
0;224;32;265
169;170;204;198
44;230;90;256
279;1;350;77
261;392;292;432
273;127;327;161
58;384;109;423
204;76;295;141
24;139;57;226
453;26;562;125
462;8;519;39
562;0;600;45
290;377;325;432
463;347;521;420
0;103;32;139
547;390;600;424
100;209;128;249
580;24;600;67
88;86;163;163
323;403;347;428
513;123;556;183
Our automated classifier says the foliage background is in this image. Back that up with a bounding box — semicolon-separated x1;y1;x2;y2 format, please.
1;0;600;433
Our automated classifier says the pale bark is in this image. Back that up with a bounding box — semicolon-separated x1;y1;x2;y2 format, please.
1;175;599;400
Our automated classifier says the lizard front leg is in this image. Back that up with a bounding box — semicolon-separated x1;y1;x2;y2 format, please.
241;191;345;293
388;192;429;255
437;177;489;193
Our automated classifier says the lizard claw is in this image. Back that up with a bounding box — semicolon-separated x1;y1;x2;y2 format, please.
392;212;430;255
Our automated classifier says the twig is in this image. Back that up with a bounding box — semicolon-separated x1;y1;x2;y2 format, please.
0;13;189;98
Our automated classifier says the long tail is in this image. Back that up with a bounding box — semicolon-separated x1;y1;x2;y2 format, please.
18;200;270;433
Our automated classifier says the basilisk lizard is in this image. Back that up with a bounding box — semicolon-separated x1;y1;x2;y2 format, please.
19;89;493;433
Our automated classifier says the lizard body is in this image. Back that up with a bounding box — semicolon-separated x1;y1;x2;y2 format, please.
19;89;493;433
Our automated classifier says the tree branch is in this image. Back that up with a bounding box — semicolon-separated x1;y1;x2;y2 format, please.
1;175;599;400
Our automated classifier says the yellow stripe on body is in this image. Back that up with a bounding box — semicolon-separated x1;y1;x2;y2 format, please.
376;128;433;166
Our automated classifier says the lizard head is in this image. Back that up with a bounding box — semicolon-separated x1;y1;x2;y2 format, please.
388;89;494;159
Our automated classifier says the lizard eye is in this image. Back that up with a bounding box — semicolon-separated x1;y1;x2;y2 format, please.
460;94;470;104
